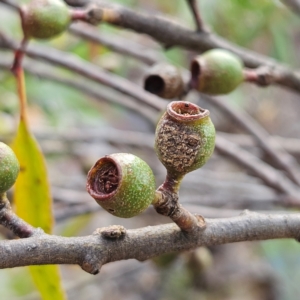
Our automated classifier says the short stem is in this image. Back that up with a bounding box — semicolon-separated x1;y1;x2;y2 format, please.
243;67;275;87
153;173;206;232
243;69;259;82
0;193;38;238
161;172;184;194
71;9;88;21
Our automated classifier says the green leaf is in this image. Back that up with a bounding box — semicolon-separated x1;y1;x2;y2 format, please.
12;120;66;300
29;266;66;300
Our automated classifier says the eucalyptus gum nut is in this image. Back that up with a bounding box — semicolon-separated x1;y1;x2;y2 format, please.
155;101;215;177
22;0;71;40
0;142;20;194
86;153;156;218
144;63;184;99
190;49;244;95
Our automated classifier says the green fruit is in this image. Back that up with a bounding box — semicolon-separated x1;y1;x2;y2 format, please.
0;142;20;194
190;49;244;95
86;153;156;218
22;0;71;39
155;101;215;178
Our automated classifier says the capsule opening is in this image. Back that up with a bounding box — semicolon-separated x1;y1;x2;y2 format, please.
172;101;203;116
190;60;201;89
167;101;209;121
144;75;165;95
94;161;119;195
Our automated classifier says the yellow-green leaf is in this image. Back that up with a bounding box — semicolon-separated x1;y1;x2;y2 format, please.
29;266;66;300
12;120;66;300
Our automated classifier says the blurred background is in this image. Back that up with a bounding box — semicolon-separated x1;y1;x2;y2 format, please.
1;0;300;299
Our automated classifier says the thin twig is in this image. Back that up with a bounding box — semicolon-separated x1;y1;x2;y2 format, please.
200;94;300;186
0;0;18;10
78;0;300;94
281;0;300;15
0;194;40;238
2;0;300;93
69;23;160;65
215;135;300;201
218;132;300;157
0;33;166;111
186;0;207;32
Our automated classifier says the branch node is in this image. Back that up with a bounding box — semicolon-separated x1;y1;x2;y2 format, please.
244;66;277;87
239;209;251;216
93;225;127;239
76;4;101;25
85;5;119;25
239;209;262;217
32;227;45;237
154;184;206;232
81;261;100;275
195;215;206;230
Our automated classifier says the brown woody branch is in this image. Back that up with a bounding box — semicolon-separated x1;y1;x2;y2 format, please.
200;94;300;186
0;212;299;273
0;194;40;238
281;0;300;14
215;135;300;203
218;132;300;157
186;0;207;32
81;0;300;94
69;23;160;65
1;0;300;93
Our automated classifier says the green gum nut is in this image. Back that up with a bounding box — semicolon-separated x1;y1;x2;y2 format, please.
155;101;215;178
21;0;71;40
0;142;20;194
86;153;156;218
190;49;244;95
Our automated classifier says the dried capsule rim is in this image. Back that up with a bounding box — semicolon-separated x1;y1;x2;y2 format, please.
167;101;209;122
86;155;122;202
144;75;165;95
190;56;203;89
144;63;183;99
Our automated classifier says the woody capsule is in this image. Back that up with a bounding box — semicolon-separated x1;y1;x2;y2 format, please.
155;101;215;182
86;153;156;218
